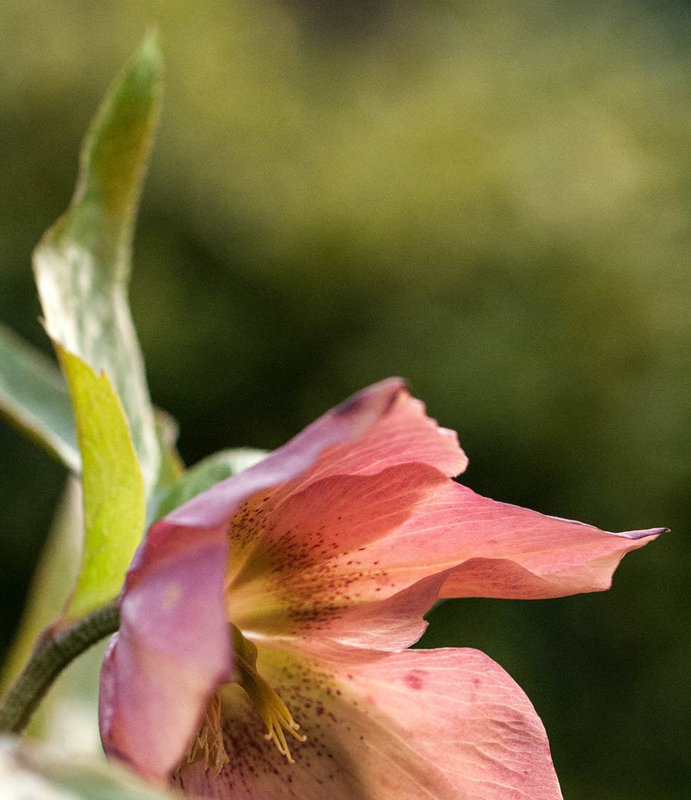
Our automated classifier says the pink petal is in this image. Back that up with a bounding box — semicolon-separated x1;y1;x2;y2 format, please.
228;463;446;634
175;647;562;800
277;386;467;497
339;481;664;601
99;526;231;782
223;385;467;561
232;472;662;652
165;378;408;529
291;569;455;660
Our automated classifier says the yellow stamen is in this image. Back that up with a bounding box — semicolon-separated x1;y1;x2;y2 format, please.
184;692;229;774
231;625;306;763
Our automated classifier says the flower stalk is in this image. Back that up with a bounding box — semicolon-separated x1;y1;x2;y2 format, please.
0;601;119;734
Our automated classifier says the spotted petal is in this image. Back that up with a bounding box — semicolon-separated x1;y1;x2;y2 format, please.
228;473;663;652
175;647;563;800
227;463;447;635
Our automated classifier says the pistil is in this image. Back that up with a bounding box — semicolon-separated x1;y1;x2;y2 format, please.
231;625;306;763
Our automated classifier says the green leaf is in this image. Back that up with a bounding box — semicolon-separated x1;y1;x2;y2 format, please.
155;447;267;519
33;34;163;493
56;345;145;620
146;409;184;526
0;324;79;472
1;736;179;800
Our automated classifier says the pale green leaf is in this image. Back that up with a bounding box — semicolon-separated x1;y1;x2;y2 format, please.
0;737;179;800
154;447;267;519
146;409;185;526
56;345;145;620
33;34;162;492
0;325;79;472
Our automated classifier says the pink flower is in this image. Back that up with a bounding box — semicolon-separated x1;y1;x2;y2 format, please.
99;379;663;799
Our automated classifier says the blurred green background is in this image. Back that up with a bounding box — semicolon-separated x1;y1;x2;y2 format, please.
1;1;689;796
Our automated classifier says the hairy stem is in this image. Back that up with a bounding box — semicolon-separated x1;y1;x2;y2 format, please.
0;601;119;733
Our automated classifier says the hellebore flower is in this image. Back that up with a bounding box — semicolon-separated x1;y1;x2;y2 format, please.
99;379;663;799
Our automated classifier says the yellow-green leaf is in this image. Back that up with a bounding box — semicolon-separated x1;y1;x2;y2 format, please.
33;34;162;493
56;345;145;620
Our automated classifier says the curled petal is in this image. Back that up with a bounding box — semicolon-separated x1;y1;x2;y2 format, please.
230;467;663;653
277;386;467;493
341;481;664;601
234;474;663;653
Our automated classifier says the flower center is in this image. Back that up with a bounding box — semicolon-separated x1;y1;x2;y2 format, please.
231;625;306;763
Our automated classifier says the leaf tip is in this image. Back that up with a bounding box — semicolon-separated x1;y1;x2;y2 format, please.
135;27;164;79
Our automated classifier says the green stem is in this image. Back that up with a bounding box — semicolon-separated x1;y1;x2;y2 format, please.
0;601;120;733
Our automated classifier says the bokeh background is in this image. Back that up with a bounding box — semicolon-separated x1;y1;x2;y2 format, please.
1;1;689;796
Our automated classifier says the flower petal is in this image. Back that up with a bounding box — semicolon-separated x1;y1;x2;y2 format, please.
175;647;562;800
99;526;231;782
231;470;662;653
228;463;446;635
222;385;466;566
164;378;408;530
277;385;467;494
331;481;664;601
298;569;454;656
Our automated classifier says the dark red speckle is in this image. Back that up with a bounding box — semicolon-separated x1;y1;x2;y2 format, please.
404;672;424;690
